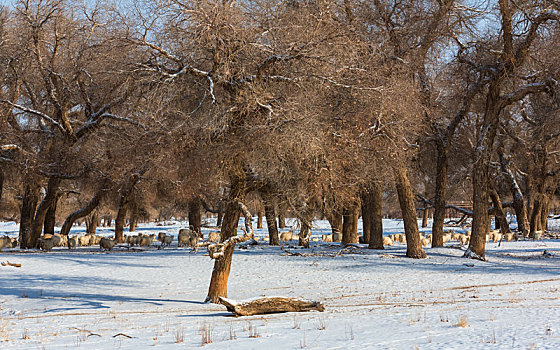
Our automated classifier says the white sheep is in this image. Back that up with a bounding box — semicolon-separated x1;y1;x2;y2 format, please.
100;237;116;251
321;234;333;242
383;236;393;246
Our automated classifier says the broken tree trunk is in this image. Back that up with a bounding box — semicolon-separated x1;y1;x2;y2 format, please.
219;297;325;317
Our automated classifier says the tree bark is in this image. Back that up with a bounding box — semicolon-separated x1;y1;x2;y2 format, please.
342;201;359;245
422;206;429;228
432;144;448;247
30;177;61;247
298;207;314;248
43;195;59;236
361;190;372;244
257;210;263;229
188;197;202;236
541;195;550;233
489;189;511;234
278;207;286;229
206;166;245;303
498;144;529;234
86;211;99;234
219;297;324;317
394;167;426;258
368;182;384;249
19;181;41;249
115;197;129;243
262;191;279;245
60;188;107;236
327;210;343;242
0;169;3;207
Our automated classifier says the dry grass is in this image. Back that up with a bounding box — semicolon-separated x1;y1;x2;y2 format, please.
200;323;213;345
174;325;184;343
247;322;260;338
316;317;327;330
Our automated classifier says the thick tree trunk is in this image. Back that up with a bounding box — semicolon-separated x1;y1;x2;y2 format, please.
263;193;279;245
86;211;99;234
257;210;263;229
189;198;202;236
432;145;448;247
489;189;511;234
498;145;529;234
466;81;502;260
206;167;245;303
115;198;129;243
368;182;384;249
529;194;543;238
217;210;223;227
30;177;61;247
394;167;426;258
342;201;359;245
541;195;550;233
43;196;59;236
298;207;314;248
278;207;286;229
327;210;343;242
361;191;372;244
128;204;139;232
19;181;41;249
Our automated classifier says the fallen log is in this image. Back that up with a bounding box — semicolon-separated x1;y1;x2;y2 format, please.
1;261;21;268
219;296;325;317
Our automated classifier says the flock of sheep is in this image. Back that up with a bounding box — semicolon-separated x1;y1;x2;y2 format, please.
0;227;524;253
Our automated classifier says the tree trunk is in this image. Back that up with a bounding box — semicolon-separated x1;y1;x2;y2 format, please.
298;207;314;248
498;144;529;234
257;210;263;229
30;177;61;247
115;198;129;243
43;196;59;236
60;188;107;237
189;198;202;236
0;169;3;207
394;167;426;258
262;192;279;245
466;81;502;260
361;190;372;244
217;210;223;227
327;210;343;242
342;201;359;245
489;189;511;234
86;211;99;234
432;144;448;247
128;205;138;232
278;207;286;229
19;181;41;249
206;167;245;303
421;207;429;228
541;195;550;233
368;182;384;249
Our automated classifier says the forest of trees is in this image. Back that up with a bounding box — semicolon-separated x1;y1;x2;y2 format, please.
1;0;560;302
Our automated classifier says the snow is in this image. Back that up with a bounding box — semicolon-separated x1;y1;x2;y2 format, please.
1;219;560;349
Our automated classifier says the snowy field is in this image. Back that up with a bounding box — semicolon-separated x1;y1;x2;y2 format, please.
1;219;560;349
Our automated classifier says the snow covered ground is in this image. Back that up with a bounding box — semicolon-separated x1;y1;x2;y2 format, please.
1;219;559;349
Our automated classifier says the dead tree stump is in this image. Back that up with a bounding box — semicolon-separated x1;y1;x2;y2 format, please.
219;297;325;316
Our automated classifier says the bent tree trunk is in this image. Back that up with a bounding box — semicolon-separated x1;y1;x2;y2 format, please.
262;191;279;245
342;201;359;245
115;197;130;243
60;188;107;237
30;177;61;247
86;211;99;234
432;144;448;247
394;167;426;258
368;182;384;249
206;167;246;303
19;181;41;249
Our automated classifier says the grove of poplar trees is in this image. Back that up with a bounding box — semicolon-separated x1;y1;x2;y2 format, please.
1;0;559;302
